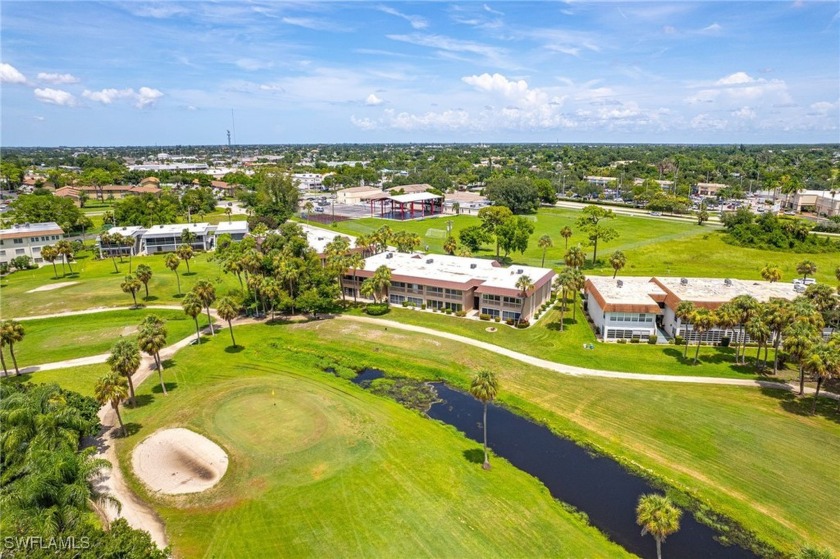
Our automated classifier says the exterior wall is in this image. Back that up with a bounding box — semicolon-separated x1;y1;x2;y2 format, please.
587;292;606;335
140;234;211;254
98;236;143;258
603;312;657;340
0;233;63;265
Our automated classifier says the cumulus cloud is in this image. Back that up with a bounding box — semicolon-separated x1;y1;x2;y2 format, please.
716;72;754;86
731;106;756;120
0;63;27;84
37;72;79;84
462;73;558;108
686;72;791;106
691;113;728;130
34;88;76;106
365;93;384;106
83;86;163;108
809;101;838;115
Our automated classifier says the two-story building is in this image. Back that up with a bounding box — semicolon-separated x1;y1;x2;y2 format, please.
0;222;64;266
139;223;216;254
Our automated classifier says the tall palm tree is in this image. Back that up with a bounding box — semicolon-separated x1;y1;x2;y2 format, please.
796;260;817;281
55;239;74;274
0;320;25;376
560;225;572;249
569;269;585;320
41;245;60;278
609;250;627;279
347;252;364;303
261;276;283;319
636;493;682;559
135;264;153;300
564;245;585;270
138;316;168;395
675;301;696;358
760;263;782;283
715;302;739;358
690;308;716;365
192;279;217;336
176;244;194;273
803;341;839;414
106;338;140;406
553;269;575;331
120;274;142;307
443;236;457;255
537;234;553;267
469;369;499;470
165;253;181;295
369;265;392;304
746;313;772;369
216;296;241;348
515;275;535;322
765;299;794;375
94;372;129;436
732;295;759;364
181;292;204;344
783;321;818;395
0;334;8;376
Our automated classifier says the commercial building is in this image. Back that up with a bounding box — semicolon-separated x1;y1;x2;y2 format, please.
695;182;728;197
444;191;491;215
336;186;383;205
585;275;805;342
343;251;555;321
0;222;65;266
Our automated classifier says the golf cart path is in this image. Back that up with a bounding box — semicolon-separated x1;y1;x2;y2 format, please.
339;315;839;399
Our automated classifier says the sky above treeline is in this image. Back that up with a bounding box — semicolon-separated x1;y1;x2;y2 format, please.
1;1;838;147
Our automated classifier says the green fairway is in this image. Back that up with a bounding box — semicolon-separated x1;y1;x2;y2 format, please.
1;362;109;397
116;325;628;559
319;208;839;282
0;252;241;318
13;309;211;367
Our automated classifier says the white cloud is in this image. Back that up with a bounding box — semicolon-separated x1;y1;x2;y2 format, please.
365;93;384;106
808;101;838;115
700;23;722;34
378;6;428;29
716;72;754;86
731;106;756;120
33;116;45;121
386;33;509;66
462;73;554;108
37;72;79;84
34;88;76;106
282;17;353;32
691;114;728;130
235;58;273;71
0;63;27;84
688;72;791;105
83;86;164;108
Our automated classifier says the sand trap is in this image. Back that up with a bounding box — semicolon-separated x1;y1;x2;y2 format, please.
132;428;228;495
26;281;78;293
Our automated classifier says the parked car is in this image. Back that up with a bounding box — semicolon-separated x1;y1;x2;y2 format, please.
649;211;662;216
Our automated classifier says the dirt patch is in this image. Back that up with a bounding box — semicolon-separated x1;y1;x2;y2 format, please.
26;281;79;293
132;428;228;495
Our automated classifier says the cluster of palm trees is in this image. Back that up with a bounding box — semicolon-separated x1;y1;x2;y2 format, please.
0;319;25;376
551;246;587;330
39;239;76;277
98;231;136;273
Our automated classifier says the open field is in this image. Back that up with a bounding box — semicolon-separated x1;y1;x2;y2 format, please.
0;252;241;318
12;309;211;367
320;208;839;282
115;324;628;558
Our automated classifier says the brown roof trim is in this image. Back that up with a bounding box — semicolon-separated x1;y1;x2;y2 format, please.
0;228;64;240
585;278;661;314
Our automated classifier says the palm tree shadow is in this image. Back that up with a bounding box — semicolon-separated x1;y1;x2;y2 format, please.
114;422;143;437
760;387;840;424
132;394;154;407
462;448;484;464
152;381;178;394
224;345;245;353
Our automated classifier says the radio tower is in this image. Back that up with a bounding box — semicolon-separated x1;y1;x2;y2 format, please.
226;130;231;150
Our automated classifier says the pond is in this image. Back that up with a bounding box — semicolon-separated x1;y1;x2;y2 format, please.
352;370;756;559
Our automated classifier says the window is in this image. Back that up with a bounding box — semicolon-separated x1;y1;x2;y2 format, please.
502;310;520;321
15;249;25;255
407;296;423;306
427;299;444;310
482;294;500;303
426;286;443;296
32;246;41;253
13;239;23;244
0;250;5;256
481;307;500;317
444;302;462;311
389;294;406;305
391;281;406;289
502;296;521;305
445;288;462;298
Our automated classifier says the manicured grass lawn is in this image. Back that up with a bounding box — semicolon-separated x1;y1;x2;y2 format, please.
1;362;110;397
0;252;241;318
13;309;211;367
367;305;783;380
115;325;628;558
320;208;839;282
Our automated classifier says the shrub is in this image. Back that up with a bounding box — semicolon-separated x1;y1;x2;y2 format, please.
617;338;628;344
720;336;731;348
421;303;426;310
444;308;453;314
647;335;657;345
479;313;491;321
674;335;685;346
515;319;530;329
11;255;34;270
364;303;390;316
630;338;640;344
454;310;467;317
505;318;515;326
0;262;9;274
494;316;501;322
401;301;409;307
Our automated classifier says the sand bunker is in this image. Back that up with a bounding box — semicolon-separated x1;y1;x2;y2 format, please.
132;428;228;495
26;281;78;293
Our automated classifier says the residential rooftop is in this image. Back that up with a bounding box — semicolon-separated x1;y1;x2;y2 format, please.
586;276;666;313
652;276;801;304
0;222;64;240
142;222;214;236
298;223;357;255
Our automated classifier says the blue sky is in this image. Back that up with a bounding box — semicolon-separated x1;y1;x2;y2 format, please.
2;1;838;146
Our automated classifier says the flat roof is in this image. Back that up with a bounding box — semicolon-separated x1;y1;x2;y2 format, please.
142;222;214;237
214;221;249;234
299;223;356;255
390;192;442;203
361;250;554;294
102;226;146;238
0;222;64;240
586;276;665;313
653;276;800;305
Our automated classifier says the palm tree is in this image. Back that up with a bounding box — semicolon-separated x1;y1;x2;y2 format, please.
216;296;241;348
784;322;818;395
691;308;716;365
568;269;585;320
165;253;181;295
106;338;140;406
135;264;153;299
120;274;142;307
746;313;772;370
636;493;682;559
469;369;499;470
261;276;283;319
225;206;233;223
443;236;457;255
537;234;553;267
674;301;695;358
796;260;817;281
55;239;74;274
0;334;8;376
121;234;135;272
553;269;576;331
716;302;739;358
0;320;25;376
94;372;129;436
760;264;782;283
732;295;759;364
347;252;364;303
177;244;194;273
369;265;392;304
41;245;60;278
560;225;572;249
803;341;839;414
609;250;626;279
192;279;216;336
515;275;535;323
564;245;585;270
181;292;204;344
138;316;168;395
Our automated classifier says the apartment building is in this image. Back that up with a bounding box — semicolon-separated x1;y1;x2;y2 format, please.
0;222;64;266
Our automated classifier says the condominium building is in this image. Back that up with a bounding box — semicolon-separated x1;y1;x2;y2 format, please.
214;221;249;242
0;222;64;266
343;251;555;321
98;226;146;258
139;223;216;254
